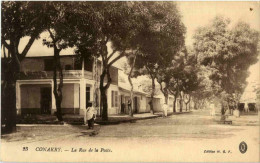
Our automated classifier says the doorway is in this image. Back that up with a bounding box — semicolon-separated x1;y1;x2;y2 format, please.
134;97;138;113
86;86;91;107
40;87;51;114
120;95;125;114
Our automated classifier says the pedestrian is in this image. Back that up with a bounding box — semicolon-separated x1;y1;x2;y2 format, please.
221;104;225;115
162;103;168;117
244;103;249;113
84;102;96;129
149;100;153;114
210;103;215;116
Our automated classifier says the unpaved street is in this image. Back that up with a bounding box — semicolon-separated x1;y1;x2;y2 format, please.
1;110;259;162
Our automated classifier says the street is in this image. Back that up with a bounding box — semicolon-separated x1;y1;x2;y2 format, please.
1;109;259;162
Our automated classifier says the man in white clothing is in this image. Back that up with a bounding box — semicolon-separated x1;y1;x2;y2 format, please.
162;103;168;117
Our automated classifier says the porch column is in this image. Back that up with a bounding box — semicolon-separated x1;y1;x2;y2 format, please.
79;79;86;115
16;82;21;115
51;81;56;115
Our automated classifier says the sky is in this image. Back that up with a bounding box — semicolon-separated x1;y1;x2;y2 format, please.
177;1;260;46
3;1;260;89
177;1;260;93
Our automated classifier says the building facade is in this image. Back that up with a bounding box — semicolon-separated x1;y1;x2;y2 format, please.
15;55;151;116
16;55;120;116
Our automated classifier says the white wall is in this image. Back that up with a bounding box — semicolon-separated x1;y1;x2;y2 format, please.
21;85;42;108
20;83;81;114
136;94;148;113
147;97;162;112
107;84;120;115
61;84;74;108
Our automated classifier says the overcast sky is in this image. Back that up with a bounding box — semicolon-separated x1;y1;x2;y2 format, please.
177;1;260;86
5;2;260;85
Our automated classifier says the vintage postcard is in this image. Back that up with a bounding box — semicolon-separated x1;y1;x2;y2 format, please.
1;1;259;162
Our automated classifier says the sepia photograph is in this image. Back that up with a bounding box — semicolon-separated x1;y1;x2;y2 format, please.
1;1;259;162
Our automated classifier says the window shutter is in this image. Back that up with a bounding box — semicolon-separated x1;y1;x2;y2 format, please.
112;91;114;107
115;91;118;107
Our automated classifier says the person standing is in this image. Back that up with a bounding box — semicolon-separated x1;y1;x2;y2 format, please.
149;100;153;114
128;99;132;114
84;102;96;129
210;103;215;116
162;103;168;117
244;103;249;113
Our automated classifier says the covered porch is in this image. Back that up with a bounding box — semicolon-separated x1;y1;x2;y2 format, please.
16;78;96;116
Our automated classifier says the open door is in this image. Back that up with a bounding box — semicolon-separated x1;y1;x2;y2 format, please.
40;87;51;114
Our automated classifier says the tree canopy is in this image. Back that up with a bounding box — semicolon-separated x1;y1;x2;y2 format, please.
193;16;259;107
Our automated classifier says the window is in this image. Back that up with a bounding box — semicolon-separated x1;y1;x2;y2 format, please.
111;91;114;107
44;59;53;71
86;87;91;107
111;91;118;107
115;91;118;107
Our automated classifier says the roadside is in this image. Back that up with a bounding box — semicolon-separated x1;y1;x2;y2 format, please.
1;109;258;146
15;110;192;125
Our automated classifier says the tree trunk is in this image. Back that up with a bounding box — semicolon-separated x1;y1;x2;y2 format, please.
128;54;137;117
100;67;111;121
173;95;177;113
2;43;21;133
179;93;183;112
184;95;190;112
128;75;134;116
2;61;17;133
194;101;197;110
2;31;38;133
100;87;108;121
53;47;63;121
150;76;155;114
159;82;168;104
164;92;168;104
179;99;182;112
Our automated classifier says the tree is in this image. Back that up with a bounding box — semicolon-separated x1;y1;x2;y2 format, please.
42;2;78;121
74;2;185;120
180;49;200;111
158;48;186;112
1;1;48;132
132;2;186;113
71;2;139;120
191;66;218;110
193;16;259;113
124;2;185;115
123;52;138;116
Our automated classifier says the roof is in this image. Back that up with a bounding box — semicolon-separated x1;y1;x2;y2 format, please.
154;94;175;99
1;34;123;69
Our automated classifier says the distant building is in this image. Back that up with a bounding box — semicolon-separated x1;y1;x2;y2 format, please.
239;90;258;112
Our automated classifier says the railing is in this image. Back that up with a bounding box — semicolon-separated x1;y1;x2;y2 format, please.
19;70;93;80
